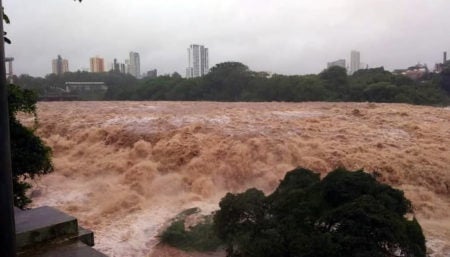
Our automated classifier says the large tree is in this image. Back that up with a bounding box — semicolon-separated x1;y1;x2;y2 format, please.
8;84;52;208
214;168;426;257
202;62;253;101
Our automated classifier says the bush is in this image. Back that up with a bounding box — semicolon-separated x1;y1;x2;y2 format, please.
159;210;223;252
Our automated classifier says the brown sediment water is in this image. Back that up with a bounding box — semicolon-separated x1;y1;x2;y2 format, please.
25;101;450;257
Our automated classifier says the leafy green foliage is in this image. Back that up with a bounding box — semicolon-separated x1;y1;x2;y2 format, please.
214;168;426;257
128;63;448;105
3;7;11;44
160;212;223;252
12;62;450;105
8;84;53;208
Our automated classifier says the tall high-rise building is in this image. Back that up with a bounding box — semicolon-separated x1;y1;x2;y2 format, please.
128;51;140;78
112;58;127;73
349;50;360;75
52;55;69;75
186;44;209;78
113;58;120;73
90;56;105;73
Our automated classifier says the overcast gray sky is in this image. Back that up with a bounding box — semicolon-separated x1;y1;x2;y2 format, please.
4;0;450;77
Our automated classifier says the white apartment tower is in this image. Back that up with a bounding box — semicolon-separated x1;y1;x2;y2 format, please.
350;50;360;75
128;51;140;78
186;44;209;78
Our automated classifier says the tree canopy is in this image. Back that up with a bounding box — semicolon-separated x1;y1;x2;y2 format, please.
8;84;53;208
214;168;426;257
12;62;450;105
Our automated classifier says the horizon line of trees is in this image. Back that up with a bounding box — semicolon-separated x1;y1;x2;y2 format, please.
12;61;450;105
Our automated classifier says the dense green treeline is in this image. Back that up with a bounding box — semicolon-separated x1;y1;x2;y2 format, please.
14;62;450;105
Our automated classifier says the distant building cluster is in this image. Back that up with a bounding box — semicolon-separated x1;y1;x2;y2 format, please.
113;58;127;74
110;52;141;78
186;44;209;78
50;44;211;79
326;50;367;75
53;45;448;81
325;50;449;81
392;52;449;81
51;52;142;78
396;64;429;81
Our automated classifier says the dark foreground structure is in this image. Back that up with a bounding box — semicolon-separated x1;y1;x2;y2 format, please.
15;206;106;257
0;0;17;255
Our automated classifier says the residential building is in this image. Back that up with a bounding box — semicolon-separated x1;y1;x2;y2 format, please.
111;58;127;74
52;55;69;75
65;82;108;93
327;59;346;69
402;63;429;81
434;63;444;73
186;44;209;78
128;51;140;78
434;52;448;73
90;56;105;73
349;50;360;75
145;69;158;78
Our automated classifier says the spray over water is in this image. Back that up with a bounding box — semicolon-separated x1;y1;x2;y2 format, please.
27;101;450;256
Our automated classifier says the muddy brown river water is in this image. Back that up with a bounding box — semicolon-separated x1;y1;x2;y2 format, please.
25;101;450;257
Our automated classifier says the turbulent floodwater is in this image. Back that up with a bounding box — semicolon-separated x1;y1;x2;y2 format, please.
25;101;450;257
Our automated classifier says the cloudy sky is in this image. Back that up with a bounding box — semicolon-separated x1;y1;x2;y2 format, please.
4;0;450;77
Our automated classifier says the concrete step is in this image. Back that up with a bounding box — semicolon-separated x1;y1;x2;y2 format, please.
77;226;94;247
15;206;78;251
19;242;108;257
16;224;95;256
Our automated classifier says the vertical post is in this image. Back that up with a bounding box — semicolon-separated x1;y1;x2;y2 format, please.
8;58;13;83
0;0;17;256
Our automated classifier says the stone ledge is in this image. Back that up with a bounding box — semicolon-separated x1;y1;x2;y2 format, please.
15;206;78;250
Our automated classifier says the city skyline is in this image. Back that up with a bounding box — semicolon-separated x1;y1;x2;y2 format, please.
4;1;450;77
43;47;449;79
